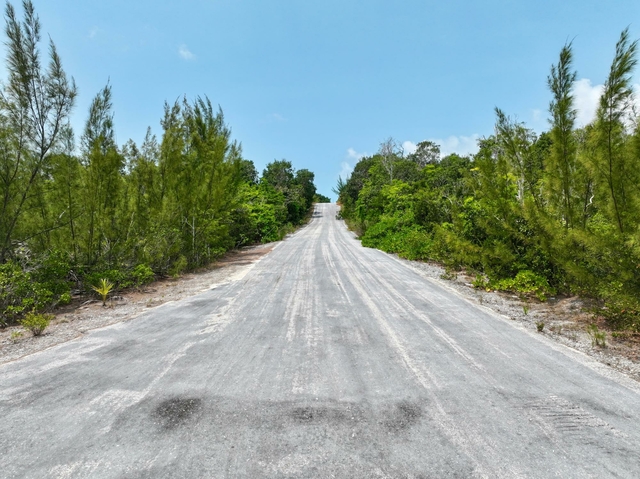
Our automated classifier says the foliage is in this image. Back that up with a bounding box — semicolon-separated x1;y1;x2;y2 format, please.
0;261;61;327
20;312;53;336
492;271;554;301
313;193;331;203
0;1;320;325
92;278;114;306
335;29;640;331
587;324;607;348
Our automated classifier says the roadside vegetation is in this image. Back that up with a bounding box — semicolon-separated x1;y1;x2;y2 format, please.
0;1;322;328
335;29;640;333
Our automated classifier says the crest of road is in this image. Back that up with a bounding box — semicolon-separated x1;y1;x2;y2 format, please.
2;203;640;478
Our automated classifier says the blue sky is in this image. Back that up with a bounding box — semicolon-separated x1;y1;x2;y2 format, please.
6;0;640;198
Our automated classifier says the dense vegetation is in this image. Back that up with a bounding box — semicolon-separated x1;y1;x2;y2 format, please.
0;1;319;327
336;29;640;331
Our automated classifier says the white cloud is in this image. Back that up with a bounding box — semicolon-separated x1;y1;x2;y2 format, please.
402;141;417;155
271;113;286;122
178;44;196;60
346;148;366;160
339;148;367;180
437;134;480;157
403;135;480;158
572;78;603;127
339;161;353;180
88;26;100;39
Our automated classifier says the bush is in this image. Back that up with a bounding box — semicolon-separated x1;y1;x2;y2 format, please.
131;264;155;287
84;269;128;292
20;312;53;336
492;270;554;301
84;264;155;292
0;261;59;327
594;294;640;332
58;292;71;305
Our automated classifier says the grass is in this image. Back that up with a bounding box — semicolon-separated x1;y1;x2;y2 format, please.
587;323;606;348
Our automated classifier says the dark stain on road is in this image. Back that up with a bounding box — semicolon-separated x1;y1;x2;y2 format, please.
289;403;364;426
153;397;203;430
383;400;423;433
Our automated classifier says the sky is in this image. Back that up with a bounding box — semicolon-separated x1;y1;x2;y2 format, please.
4;0;640;199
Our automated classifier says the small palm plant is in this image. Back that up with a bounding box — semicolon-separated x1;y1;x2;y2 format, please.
92;278;114;306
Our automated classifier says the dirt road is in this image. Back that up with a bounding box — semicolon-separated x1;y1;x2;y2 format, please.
2;203;640;478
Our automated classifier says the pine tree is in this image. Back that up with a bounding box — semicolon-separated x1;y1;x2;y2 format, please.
546;42;578;228
592;28;638;233
0;0;76;260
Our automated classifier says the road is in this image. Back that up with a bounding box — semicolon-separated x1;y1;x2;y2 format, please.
2;203;640;478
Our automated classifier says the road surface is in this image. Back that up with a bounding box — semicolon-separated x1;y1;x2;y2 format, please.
2;203;640;478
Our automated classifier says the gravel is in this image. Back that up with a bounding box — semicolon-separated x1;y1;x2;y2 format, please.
398;256;640;383
0;243;275;365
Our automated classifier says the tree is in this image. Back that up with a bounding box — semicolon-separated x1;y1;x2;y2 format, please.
546;42;578;228
295;168;316;209
408;140;440;167
494;108;540;206
592;28;638;233
0;0;76;260
378;137;403;182
80;83;125;265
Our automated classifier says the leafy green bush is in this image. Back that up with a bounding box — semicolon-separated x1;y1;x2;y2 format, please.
131;264;155;286
492;270;554;301
169;256;188;277
20;312;53;336
0;262;59;327
58;292;72;305
84;263;156;292
472;274;490;290
594;293;640;331
84;269;127;291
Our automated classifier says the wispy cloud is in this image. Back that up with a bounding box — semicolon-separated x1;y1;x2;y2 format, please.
178;44;196;60
339;148;367;180
339;161;353;180
402;141;417;155
271;113;286;122
403;135;480;158
437;134;480;157
346;148;366;160
573;78;603;127
88;26;100;39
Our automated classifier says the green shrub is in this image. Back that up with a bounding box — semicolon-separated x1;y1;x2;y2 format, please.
131;264;155;287
20;312;53;336
0;261;61;327
58;292;72;305
596;299;640;331
84;269;128;292
587;323;606;348
492;270;554;301
472;274;490;290
169;256;188;277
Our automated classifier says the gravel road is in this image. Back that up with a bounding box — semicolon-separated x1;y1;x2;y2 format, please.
2;203;640;478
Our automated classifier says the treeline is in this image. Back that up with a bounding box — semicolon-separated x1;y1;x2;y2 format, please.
0;1;318;326
336;28;640;331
